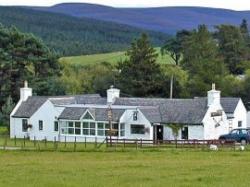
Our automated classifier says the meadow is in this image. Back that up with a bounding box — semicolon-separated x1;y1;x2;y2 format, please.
0;150;250;187
1;127;250;186
59;47;174;67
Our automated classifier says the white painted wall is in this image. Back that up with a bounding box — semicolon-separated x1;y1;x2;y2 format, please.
11;100;64;141
28;101;64;141
247;112;250;128
163;125;204;140
203;103;229;140
119;109;153;140
231;99;247;129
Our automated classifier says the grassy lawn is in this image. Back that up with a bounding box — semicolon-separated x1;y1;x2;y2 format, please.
0;150;250;187
59;47;174;67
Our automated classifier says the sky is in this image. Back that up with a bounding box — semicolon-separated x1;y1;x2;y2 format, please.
1;0;250;10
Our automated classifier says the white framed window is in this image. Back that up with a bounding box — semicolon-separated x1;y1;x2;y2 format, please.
131;124;145;134
238;121;242;127
120;123;125;137
82;122;95;136
54;121;58;131
22;119;28;132
39;120;43;131
133;111;138;121
61;121;76;135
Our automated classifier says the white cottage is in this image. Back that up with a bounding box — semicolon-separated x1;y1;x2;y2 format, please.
10;82;247;142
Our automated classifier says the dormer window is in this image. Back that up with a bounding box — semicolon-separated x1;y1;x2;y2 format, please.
133;111;138;121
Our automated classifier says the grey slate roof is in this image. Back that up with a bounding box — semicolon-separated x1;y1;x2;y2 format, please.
13;92;242;124
159;98;208;124
49;94;106;105
13;94;105;118
13;96;48;118
59;107;125;122
58;107;88;120
139;107;162;123
114;97;167;106
95;108;125;121
221;97;241;114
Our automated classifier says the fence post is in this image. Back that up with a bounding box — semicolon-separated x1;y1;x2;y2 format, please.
64;136;66;148
23;136;26;148
95;137;97;149
175;139;177;149
54;137;56;151
123;138;125;148
3;135;7;150
44;137;47;148
106;137;108;148
34;136;36;147
85;137;87;149
140;138;143;148
74;136;76;152
136;139;138;150
14;136;16;146
38;140;40;151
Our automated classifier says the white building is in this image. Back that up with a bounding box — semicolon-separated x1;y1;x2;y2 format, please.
10;82;247;142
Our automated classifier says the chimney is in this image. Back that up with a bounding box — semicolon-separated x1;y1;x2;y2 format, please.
107;85;120;104
207;83;220;107
20;80;32;102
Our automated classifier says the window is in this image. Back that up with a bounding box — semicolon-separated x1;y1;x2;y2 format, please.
131;125;145;134
238;121;242;127
22;119;28;132
82;122;95;136
133;111;138;121
181;127;188;140
75;122;81;135
83;111;94;120
54;121;58;131
39;120;43;131
97;122;118;136
120;123;125;137
61;121;78;135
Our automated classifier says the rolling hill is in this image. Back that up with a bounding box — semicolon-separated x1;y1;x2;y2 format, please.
32;3;250;34
59;47;174;67
0;6;168;56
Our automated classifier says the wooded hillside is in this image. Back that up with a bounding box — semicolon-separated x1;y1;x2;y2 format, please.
0;7;168;56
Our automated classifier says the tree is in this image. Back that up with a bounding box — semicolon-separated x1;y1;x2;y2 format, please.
0;24;63;108
0;96;15;131
167;124;183;140
215;24;247;74
117;33;163;97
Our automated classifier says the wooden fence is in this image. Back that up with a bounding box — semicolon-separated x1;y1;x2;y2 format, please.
106;137;237;149
0;135;240;151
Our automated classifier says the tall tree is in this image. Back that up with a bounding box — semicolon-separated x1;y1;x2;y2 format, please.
0;23;62;108
180;25;228;96
117;33;163;97
0;96;15;131
215;24;247;74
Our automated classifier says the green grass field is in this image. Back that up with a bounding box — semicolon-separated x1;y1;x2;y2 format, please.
59;47;174;67
0;150;250;187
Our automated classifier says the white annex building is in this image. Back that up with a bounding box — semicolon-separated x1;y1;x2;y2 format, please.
10;82;247;142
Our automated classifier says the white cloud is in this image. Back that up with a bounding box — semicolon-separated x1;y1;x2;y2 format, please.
0;0;250;10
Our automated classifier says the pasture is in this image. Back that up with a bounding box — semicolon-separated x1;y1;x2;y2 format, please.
59;47;174;67
0;150;250;187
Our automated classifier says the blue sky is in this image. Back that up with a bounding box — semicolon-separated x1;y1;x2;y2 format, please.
0;0;250;10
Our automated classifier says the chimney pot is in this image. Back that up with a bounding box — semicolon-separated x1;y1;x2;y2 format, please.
24;80;28;88
212;83;216;90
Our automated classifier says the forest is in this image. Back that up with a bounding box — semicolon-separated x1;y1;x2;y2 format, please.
0;7;167;56
1;19;250;127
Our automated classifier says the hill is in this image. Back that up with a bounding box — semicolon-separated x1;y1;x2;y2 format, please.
0;7;168;56
59;47;174;67
32;3;250;34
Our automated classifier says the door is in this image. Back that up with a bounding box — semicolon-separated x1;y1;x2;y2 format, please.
156;125;163;141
